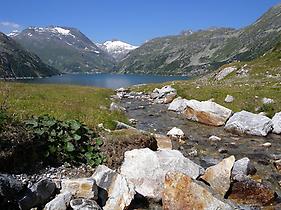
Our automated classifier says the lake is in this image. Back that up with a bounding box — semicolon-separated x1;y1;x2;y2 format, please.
21;73;188;89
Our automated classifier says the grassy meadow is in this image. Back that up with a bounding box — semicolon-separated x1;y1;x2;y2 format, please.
0;82;127;129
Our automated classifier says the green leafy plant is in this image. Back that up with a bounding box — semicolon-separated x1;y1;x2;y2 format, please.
25;115;104;166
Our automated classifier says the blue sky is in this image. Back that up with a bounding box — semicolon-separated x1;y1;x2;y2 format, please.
0;0;280;45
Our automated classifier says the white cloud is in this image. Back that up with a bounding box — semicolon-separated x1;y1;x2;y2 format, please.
0;21;22;34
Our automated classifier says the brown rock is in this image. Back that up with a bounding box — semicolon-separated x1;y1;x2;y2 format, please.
228;177;277;206
164;93;177;104
155;134;172;150
162;171;235;210
201;155;235;196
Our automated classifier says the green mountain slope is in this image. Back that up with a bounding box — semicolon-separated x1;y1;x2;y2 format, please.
0;32;59;78
118;3;281;76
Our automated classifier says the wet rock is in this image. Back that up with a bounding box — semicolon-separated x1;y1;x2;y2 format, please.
272;112;281;134
120;148;204;201
19;179;56;210
228;176;277;206
262;97;274;104
232;157;256;178
168;97;189;112
92;165;135;210
225;111;273;136
274;160;281;173
44;192;72;210
201;156;235;196
109;102;126;112
163;92;177;104
154;134;172;150
0;174;26;209
208;135;221;141
166;127;185;139
225;95;234;103
163;171;235;210
61;178;97;200
128;118;138;125
183;99;233;126
70;198;101;210
215;66;237;81
218;147;228;154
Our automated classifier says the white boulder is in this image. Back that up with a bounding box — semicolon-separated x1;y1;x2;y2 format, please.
225;110;273;136
183;100;233;126
120;148;204;201
44;192;72;210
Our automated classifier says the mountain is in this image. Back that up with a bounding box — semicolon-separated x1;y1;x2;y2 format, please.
11;26;115;73
97;40;138;61
0;32;59;78
118;4;281;76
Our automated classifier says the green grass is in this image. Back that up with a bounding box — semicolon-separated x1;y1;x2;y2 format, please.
0;82;127;129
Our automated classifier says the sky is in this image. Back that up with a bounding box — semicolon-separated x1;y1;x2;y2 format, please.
0;0;281;45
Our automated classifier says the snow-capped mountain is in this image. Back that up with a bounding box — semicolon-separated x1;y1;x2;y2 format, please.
12;26;115;73
98;40;138;61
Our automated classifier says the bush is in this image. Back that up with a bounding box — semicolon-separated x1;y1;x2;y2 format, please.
25;115;104;167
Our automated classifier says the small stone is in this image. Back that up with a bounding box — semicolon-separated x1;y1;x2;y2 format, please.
128;118;138;125
218;147;228;153
274;160;281;173
224;95;234;103
154;134;172;150
163;92;177;104
110;102;126;112
262;142;272;148
166;127;185;139
208;135;221;141
262;97;274;104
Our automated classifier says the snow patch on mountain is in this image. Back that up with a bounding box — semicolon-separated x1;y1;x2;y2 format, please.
98;40;138;60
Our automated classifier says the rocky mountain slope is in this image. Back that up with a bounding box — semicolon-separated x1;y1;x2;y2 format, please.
0;32;59;78
118;3;281;76
11;26;115;73
97;40;138;61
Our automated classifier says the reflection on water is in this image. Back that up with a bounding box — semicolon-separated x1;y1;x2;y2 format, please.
21;73;188;89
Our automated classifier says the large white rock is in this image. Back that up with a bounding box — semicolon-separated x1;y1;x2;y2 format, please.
272;112;281;134
166;127;185;139
92;165;135;210
152;85;176;99
183;100;233;126
120;148;204;201
225;110;273;136
44;192;72;210
215;66;237;81
168;97;189;112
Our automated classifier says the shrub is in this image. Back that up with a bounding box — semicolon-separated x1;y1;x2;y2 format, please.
25;115;104;167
